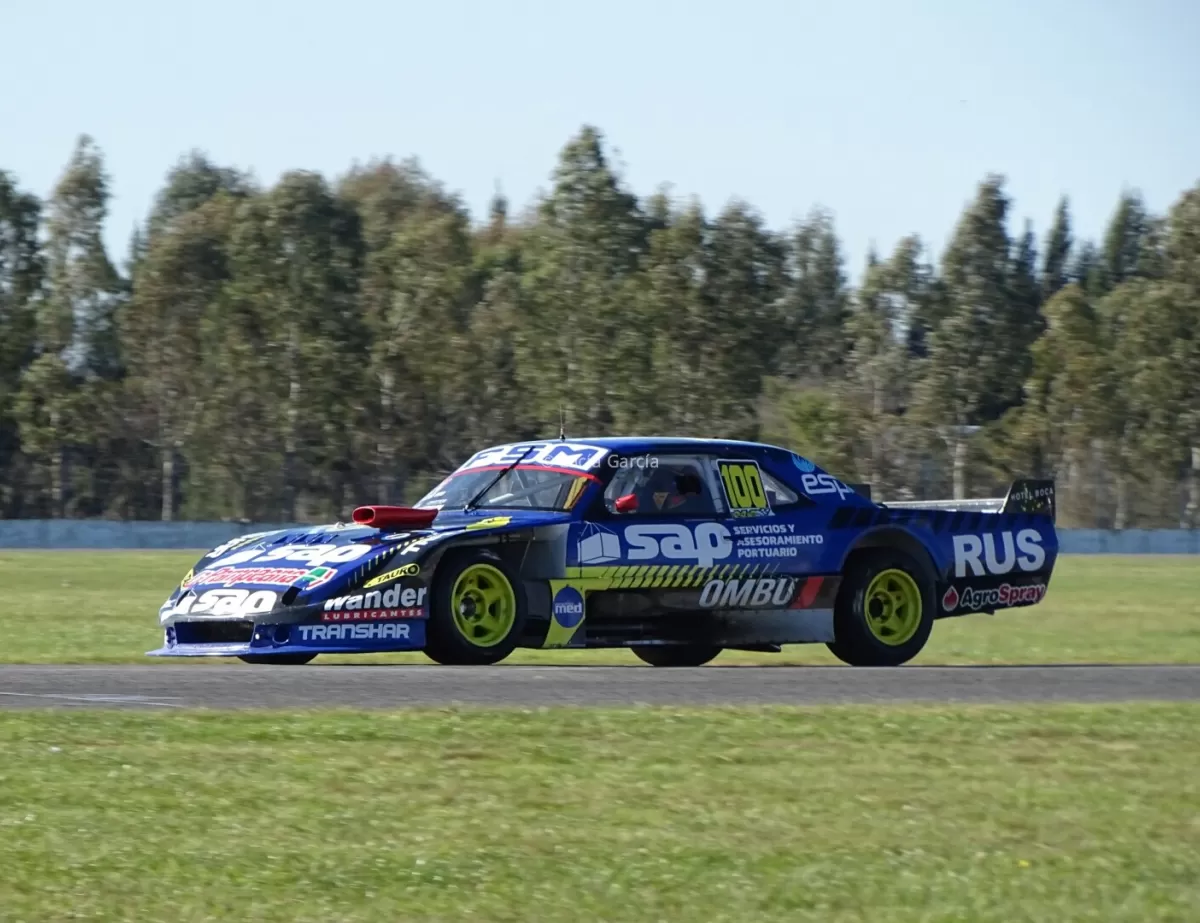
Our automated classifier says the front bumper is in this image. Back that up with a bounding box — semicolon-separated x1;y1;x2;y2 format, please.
147;619;426;658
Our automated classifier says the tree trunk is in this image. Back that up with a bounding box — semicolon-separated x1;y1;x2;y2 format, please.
49;406;64;518
1066;447;1082;527
952;437;968;500
283;322;300;521
1113;470;1128;530
378;366;395;504
161;446;175;522
1184;446;1199;529
869;376;883;487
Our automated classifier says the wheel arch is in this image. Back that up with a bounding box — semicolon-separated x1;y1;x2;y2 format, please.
841;526;939;588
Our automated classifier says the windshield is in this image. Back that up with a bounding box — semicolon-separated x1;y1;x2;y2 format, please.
417;465;594;512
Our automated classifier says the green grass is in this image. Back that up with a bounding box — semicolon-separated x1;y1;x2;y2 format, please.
0;552;1197;664
0;704;1197;921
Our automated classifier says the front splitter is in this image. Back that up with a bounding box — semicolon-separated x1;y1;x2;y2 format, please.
147;620;427;657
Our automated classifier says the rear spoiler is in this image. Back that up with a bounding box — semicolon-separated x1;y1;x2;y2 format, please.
872;478;1056;522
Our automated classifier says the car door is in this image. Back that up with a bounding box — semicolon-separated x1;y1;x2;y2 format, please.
580;453;730;570
708;453;828;569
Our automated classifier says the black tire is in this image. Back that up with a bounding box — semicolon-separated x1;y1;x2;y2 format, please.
826;548;934;667
424;548;528;666
632;644;722;667
237;653;318;665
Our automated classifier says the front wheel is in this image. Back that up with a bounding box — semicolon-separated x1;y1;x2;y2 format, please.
237;653;318;665
632;645;722;667
424;549;527;665
826;549;934;667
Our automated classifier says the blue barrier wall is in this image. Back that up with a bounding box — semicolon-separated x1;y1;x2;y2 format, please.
0;520;1198;553
0;520;303;550
1057;529;1200;554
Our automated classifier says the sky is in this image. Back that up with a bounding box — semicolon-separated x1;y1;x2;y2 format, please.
2;0;1198;276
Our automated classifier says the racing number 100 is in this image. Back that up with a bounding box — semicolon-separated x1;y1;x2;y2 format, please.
718;461;769;515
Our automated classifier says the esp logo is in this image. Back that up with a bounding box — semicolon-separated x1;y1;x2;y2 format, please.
800;473;855;500
624;523;733;567
952;529;1045;578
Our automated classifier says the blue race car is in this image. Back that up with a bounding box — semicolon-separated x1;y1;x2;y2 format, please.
150;437;1058;667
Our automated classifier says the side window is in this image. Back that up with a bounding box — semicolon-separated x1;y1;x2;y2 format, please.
603;454;722;517
712;456;811;516
761;470;801;507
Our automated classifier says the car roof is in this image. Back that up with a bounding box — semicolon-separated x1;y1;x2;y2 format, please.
547;436;794;455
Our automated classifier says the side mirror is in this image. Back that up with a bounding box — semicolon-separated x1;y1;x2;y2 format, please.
614;493;639;514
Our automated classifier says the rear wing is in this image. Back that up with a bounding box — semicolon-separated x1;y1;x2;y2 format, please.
875;478;1056;522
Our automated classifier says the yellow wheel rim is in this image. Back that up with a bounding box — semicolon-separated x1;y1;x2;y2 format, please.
864;569;922;646
451;564;517;647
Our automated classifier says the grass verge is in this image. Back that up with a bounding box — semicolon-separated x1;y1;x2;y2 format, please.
0;552;1197;664
1;703;1197;921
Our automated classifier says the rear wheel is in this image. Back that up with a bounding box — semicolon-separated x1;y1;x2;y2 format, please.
826;549;934;667
632;644;722;667
237;653;318;665
424;549;527;665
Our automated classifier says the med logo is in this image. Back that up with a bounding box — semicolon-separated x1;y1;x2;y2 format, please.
552;586;585;628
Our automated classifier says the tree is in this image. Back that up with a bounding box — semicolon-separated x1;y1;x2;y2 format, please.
778;208;849;377
634;202;716;432
1009;284;1106;525
517;126;647;432
40;135;124;379
701;201;786;438
912;175;1019;497
146;151;251;241
121;195;238;519
1041;197;1072;301
1095;191;1149;294
842;235;933;493
0;127;1196;526
16;137;123;515
0;173;43;514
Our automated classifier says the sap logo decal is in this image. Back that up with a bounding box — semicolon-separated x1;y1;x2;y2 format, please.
169;588;277;619
325;585;427;612
799;473;855;500
625;523;732;567
296;623;411;642
577;524;621;565
205;531;275;559
215;543;374;568
699;577;796;609
952;529;1045;578
552;586;585;628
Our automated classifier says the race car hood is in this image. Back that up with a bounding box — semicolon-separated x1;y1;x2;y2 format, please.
161;508;570;622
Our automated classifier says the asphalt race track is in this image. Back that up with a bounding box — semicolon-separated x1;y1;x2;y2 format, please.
0;664;1198;709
